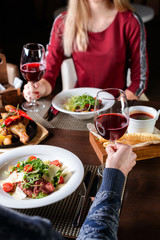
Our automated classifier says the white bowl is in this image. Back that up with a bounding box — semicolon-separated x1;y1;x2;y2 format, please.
128;105;160;133
52;88;113;120
0;145;84;209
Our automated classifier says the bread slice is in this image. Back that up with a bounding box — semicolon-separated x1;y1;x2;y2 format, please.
102;132;160;147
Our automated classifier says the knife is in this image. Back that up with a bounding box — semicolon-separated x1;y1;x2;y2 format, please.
43;105;59;121
89;174;100;201
72;170;91;227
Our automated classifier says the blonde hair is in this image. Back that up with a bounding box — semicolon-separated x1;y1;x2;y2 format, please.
63;0;133;56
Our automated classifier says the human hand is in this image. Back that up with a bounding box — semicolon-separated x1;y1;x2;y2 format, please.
23;82;40;102
23;78;52;102
125;89;138;100
105;143;136;177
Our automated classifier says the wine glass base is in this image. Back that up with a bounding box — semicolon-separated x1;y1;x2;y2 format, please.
97;164;105;178
21;101;45;112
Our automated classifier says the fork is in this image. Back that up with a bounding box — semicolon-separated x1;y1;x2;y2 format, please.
72;182;86;227
72;171;91;227
43;105;59;121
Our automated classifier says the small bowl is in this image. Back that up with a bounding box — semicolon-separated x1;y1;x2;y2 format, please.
52;88;114;120
128;105;160;133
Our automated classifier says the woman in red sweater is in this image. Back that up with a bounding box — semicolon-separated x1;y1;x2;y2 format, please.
23;0;149;101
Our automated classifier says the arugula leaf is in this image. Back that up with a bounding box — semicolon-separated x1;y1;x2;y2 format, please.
64;93;97;111
52;170;62;187
34;192;48;199
23;173;42;189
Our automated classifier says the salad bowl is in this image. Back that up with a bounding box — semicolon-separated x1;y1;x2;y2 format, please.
52;88;113;120
0;145;84;209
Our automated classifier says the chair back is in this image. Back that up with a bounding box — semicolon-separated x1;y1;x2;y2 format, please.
61;58;77;91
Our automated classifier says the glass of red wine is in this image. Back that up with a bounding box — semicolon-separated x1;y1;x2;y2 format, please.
20;43;46;112
94;88;129;177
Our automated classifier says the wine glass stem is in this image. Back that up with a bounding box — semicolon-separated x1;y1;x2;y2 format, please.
31;99;36;106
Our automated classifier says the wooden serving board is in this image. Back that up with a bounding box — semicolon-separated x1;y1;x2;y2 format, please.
89;132;160;163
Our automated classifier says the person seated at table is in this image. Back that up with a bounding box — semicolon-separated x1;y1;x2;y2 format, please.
0;143;136;240
23;0;149;102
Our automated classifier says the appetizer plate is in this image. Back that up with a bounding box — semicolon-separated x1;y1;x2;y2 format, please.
0;145;84;209
0;120;37;148
52;87;114;120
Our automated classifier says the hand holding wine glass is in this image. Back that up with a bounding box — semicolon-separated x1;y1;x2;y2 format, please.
94;88;130;176
20;43;46;112
105;143;136;177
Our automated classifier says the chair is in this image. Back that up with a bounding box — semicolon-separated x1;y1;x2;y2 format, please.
130;0;155;23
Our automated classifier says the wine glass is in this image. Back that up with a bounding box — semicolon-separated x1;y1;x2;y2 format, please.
20;43;46;112
94;88;129;177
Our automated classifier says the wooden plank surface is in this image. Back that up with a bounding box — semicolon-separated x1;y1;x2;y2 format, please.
89;132;160;162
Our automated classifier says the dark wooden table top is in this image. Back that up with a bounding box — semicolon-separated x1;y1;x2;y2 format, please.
40;100;160;239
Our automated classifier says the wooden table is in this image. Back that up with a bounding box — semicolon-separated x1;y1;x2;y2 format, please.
39;100;160;240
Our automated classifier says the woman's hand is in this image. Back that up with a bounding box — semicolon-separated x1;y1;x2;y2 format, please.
105;143;136;177
125;89;138;100
23;78;52;102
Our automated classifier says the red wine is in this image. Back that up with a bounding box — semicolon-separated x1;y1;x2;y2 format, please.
21;63;46;82
95;113;128;141
130;111;153;120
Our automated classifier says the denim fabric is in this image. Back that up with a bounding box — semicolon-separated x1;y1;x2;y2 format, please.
77;168;125;240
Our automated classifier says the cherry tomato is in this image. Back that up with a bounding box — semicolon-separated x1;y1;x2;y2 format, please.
58;176;64;184
17;163;20;168
3;182;13;192
28;156;37;161
50;160;62;167
85;104;89;108
24;164;33;172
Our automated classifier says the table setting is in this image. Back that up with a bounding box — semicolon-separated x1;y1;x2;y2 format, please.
0;82;160;239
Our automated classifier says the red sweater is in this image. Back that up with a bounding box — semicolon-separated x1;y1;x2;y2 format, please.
44;10;149;97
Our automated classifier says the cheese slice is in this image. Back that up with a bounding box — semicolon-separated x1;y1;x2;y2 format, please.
12;186;26;200
0;171;24;186
43;165;60;182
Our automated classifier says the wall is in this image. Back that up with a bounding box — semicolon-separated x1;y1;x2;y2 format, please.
0;0;67;65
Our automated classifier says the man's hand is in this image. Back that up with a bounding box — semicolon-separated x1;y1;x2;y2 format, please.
105;143;137;177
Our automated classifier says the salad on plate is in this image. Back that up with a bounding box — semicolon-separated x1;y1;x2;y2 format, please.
0;156;71;200
63;93;102;112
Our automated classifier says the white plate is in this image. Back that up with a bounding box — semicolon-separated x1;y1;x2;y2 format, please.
52;88;104;120
0;145;84;209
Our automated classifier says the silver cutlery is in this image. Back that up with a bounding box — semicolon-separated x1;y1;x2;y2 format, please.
43;105;59;121
72;171;91;227
89;174;100;201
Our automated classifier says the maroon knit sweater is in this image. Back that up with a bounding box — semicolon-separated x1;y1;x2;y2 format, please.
44;10;149;97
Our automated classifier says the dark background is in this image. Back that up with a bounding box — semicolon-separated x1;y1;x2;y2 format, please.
0;0;160;100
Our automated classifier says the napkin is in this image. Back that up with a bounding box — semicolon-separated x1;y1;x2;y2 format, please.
0;84;6;92
13;77;23;89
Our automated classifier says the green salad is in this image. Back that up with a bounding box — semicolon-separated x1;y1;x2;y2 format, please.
63;93;102;112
